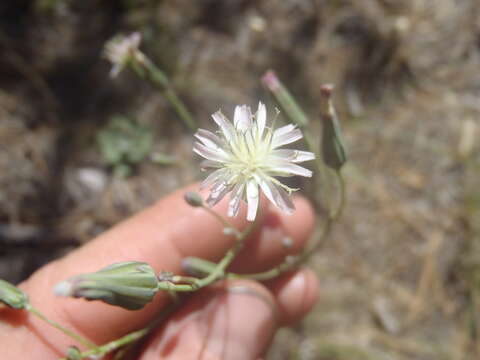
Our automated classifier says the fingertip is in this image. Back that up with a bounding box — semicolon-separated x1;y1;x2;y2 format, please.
263;194;316;255
286;195;316;243
232;195;316;272
267;268;320;326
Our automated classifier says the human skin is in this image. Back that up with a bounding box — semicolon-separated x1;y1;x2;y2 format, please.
0;184;318;359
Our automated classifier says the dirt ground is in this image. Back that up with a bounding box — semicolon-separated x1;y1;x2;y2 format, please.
1;1;480;359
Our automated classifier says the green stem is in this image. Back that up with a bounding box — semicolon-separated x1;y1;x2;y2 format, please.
162;87;197;131
182;257;217;277
333;169;346;219
262;70;328;200
201;204;242;238
140;59;197;132
262;70;309;128
26;305;96;349
234;170;346;281
303;130;327;190
59;327;150;360
157;219;256;292
57;298;185;359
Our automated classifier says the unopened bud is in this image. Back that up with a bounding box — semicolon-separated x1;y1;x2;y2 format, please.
54;262;158;310
66;346;82;360
0;279;28;309
281;236;293;249
262;70;281;91
262;70;309;128
184;191;204;207
320;84;347;170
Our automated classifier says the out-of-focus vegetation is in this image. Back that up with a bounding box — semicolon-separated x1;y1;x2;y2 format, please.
97;115;154;177
1;0;480;359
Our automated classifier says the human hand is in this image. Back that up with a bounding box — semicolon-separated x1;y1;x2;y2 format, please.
1;184;318;359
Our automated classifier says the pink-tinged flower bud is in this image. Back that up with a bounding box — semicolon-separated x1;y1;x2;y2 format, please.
320;84;347;170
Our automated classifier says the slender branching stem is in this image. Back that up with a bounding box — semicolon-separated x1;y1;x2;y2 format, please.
140;58;197;132
200;204;242;238
156;210;257;292
232;170;346;281
26;304;97;349
58;327;150;360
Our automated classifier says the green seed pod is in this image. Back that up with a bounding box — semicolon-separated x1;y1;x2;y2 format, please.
0;279;28;309
54;262;159;310
320;85;347;170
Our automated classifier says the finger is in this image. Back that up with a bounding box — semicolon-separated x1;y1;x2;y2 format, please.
266;268;319;326
140;270;319;360
15;184;255;353
7;184;313;355
231;196;315;273
140;280;277;360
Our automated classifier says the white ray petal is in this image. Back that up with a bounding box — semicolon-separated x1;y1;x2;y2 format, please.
270;149;315;163
258;178;294;214
194;129;224;151
272;127;303;148
246;180;259;221
193;142;228;162
272;124;296;138
212;111;235;142
245;130;256;155
270;162;313;177
234;105;252;132
206;182;232;207
200;168;229;189
200;160;223;170
228;183;245;217
256;102;266;138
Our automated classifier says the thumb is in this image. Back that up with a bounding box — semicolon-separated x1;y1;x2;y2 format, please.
140;280;277;360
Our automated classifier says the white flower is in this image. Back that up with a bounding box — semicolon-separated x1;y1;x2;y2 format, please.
103;32;144;77
194;102;315;221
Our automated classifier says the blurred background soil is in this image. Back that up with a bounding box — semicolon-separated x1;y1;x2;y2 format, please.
1;0;480;359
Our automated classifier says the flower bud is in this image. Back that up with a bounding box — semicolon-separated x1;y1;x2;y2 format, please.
0;279;28;309
262;70;309;128
66;346;82;360
320;84;347;170
184;191;204;207
54;262;158;310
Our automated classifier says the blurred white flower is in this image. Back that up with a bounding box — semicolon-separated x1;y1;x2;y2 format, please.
194;102;314;221
103;32;144;77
